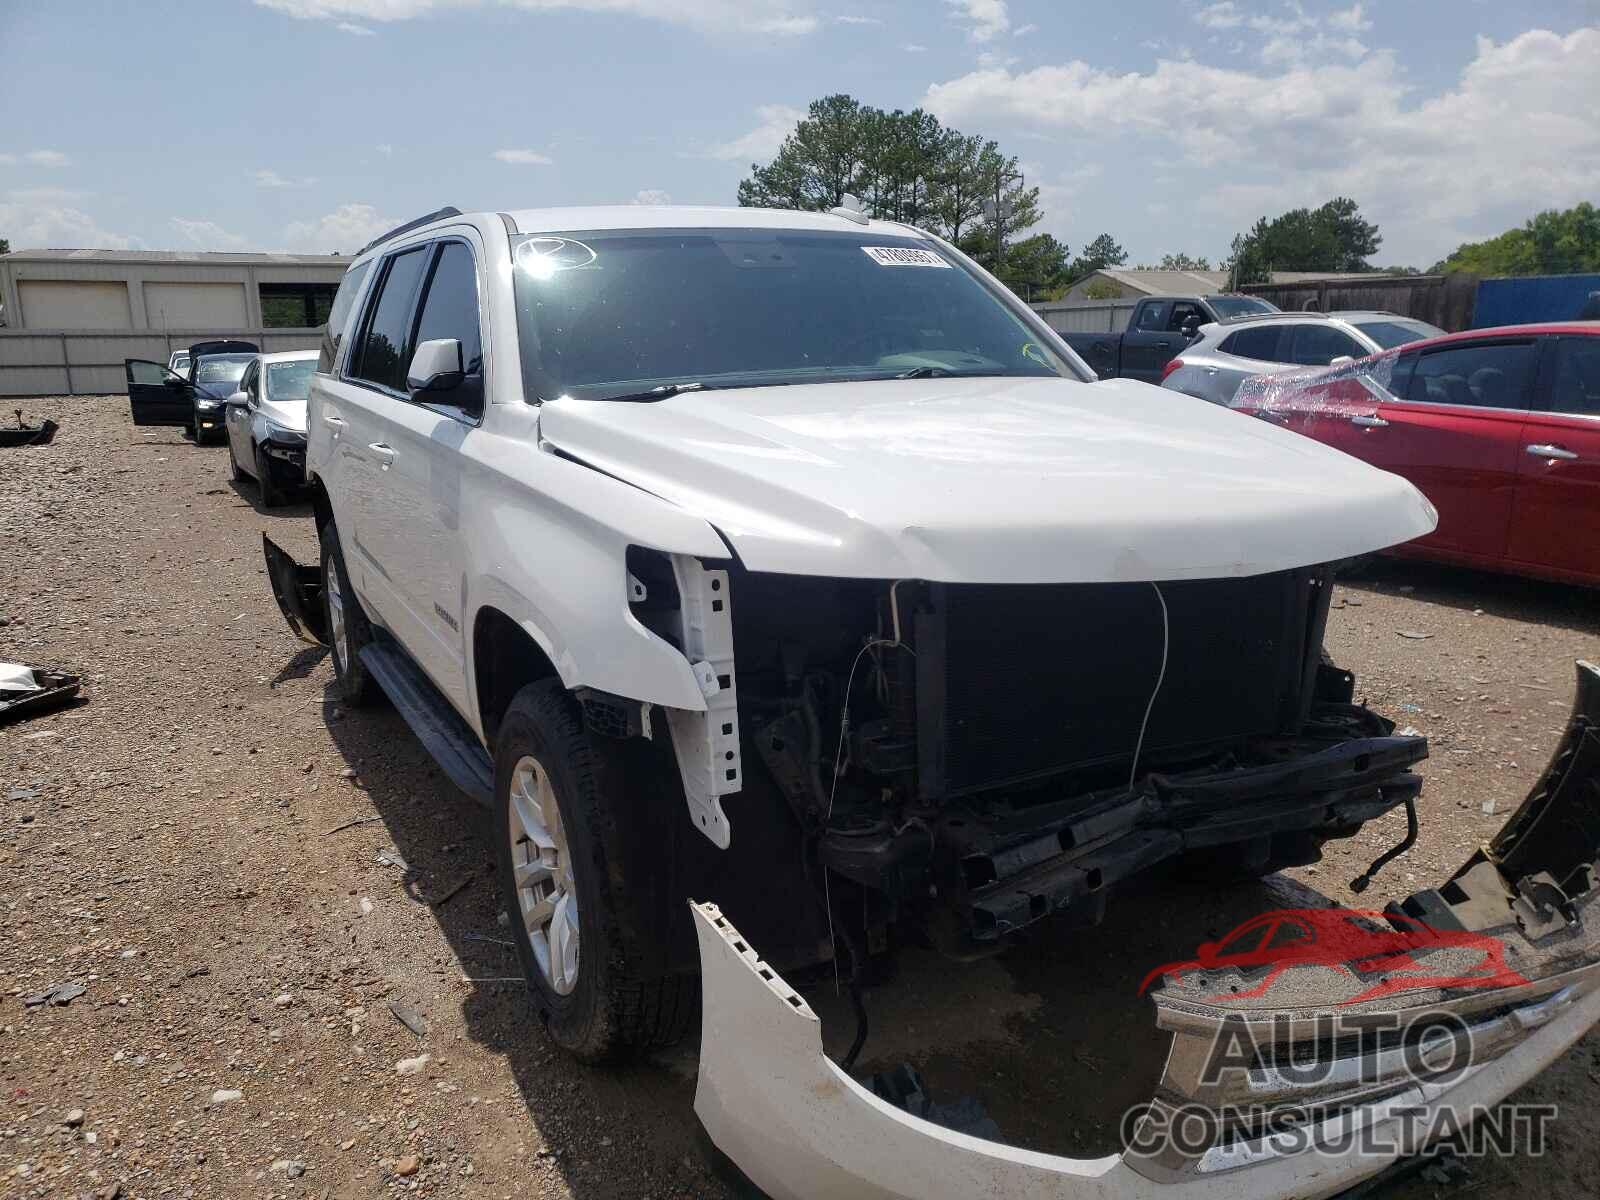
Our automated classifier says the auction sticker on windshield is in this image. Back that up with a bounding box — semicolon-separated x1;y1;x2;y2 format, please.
861;246;951;268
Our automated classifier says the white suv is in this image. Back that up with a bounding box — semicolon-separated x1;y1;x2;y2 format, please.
263;204;1600;1198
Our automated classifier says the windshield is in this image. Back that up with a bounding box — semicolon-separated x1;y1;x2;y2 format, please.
194;356;251;386
1350;318;1444;350
265;359;316;401
512;227;1083;401
1207;295;1278;319
171;354;191;372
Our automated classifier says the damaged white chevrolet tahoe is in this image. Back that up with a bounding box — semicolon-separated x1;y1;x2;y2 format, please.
265;204;1600;1199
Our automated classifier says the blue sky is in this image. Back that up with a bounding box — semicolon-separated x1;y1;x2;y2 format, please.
2;1;1597;268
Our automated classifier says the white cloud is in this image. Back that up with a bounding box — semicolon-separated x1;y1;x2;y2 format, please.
337;20;375;32
493;148;554;165
255;168;317;188
0;150;71;168
376;143;394;156
834;14;880;25
1327;3;1372;33
702;104;804;162
947;0;1007;42
1193;2;1241;30
0;192;139;250
254;0;818;36
902;42;927;52
632;188;672;205
1012;22;1036;37
925;26;1600;265
284;202;399;253
170;218;252;251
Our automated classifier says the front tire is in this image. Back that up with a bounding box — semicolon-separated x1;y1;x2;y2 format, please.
494;680;697;1062
319;521;381;707
228;439;245;482
256;445;285;508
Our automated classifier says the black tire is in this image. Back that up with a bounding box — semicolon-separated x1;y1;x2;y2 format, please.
256;445;284;508
318;521;381;707
493;680;697;1062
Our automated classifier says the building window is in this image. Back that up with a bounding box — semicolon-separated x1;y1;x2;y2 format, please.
259;282;338;328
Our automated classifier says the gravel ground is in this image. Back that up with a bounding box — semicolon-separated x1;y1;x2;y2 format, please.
3;393;1598;1199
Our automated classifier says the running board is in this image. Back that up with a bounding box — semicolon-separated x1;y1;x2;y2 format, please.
358;643;494;807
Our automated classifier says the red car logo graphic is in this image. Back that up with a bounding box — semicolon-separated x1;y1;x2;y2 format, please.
1138;908;1528;1005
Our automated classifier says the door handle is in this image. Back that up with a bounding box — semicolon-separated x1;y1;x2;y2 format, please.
368;442;397;469
1156;340;1171;349
1526;443;1578;461
1350;414;1389;428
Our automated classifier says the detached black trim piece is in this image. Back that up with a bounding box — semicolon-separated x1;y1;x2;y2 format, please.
0;666;80;724
262;534;327;646
0;417;59;448
359;642;494;807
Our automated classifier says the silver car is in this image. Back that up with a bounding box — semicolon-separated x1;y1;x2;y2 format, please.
1161;310;1443;405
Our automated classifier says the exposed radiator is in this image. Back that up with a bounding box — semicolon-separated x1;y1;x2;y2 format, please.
915;572;1319;800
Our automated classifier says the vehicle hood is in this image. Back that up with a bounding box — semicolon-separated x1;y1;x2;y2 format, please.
537;376;1438;583
260;398;307;433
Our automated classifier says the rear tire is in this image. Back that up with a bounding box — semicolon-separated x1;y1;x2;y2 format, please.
319;521;381;707
494;680;697;1062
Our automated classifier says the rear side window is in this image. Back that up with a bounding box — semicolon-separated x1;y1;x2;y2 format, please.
1547;336;1600;416
1408;341;1537;409
350;247;430;392
1135;301;1169;331
1167;301;1203;332
1287;324;1365;366
1220;326;1285;361
319;260;373;374
409;241;484;412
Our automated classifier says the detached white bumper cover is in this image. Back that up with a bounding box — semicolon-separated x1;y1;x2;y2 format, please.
691;662;1600;1200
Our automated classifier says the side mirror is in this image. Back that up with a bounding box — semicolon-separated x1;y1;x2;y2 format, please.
407;338;464;394
1329;355;1355;368
226;390;248;407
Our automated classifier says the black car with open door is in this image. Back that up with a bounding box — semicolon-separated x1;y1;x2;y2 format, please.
124;340;259;442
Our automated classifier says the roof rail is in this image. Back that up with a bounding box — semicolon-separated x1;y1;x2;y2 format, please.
358;206;463;256
1218;310;1331;325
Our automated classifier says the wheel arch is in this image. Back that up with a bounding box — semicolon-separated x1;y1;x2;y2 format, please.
306;472;335;534
473;605;561;748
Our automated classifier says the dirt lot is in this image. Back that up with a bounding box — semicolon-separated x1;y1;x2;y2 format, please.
3;393;1599;1199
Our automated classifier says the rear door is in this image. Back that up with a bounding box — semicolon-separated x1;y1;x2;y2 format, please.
1120;300;1184;383
1364;338;1538;562
226;359;259;467
125;359;191;425
334;242;434;638
1506;335;1600;583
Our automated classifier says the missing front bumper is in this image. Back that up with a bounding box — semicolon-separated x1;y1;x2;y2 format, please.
693;661;1600;1199
263;534;326;646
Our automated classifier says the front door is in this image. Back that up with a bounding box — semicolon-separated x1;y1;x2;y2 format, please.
1363;338;1539;563
1506;335;1600;583
225;359;259;467
125;360;192;425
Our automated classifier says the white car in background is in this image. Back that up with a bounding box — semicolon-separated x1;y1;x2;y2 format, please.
225;350;315;507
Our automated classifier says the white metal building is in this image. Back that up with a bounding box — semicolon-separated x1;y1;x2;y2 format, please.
0;248;352;396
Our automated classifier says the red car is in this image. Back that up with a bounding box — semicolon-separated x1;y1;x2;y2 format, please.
1137;907;1528;1005
1233;322;1600;587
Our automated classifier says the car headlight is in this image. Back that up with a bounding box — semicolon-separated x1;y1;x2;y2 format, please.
262;420;306;444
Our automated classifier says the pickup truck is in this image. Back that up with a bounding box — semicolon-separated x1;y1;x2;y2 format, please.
262;204;1600;1200
1061;293;1278;382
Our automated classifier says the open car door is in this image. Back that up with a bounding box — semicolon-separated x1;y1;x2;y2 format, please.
125;359;192;426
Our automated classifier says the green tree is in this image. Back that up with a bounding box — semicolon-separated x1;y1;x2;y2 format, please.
0;238;9;256
736;95;1045;296
1067;233;1127;280
1431;202;1600;276
1158;252;1211;271
991;232;1069;300
1224;197;1383;285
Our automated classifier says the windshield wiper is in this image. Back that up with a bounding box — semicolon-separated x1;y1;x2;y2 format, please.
591;381;707;403
895;366;1006;379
